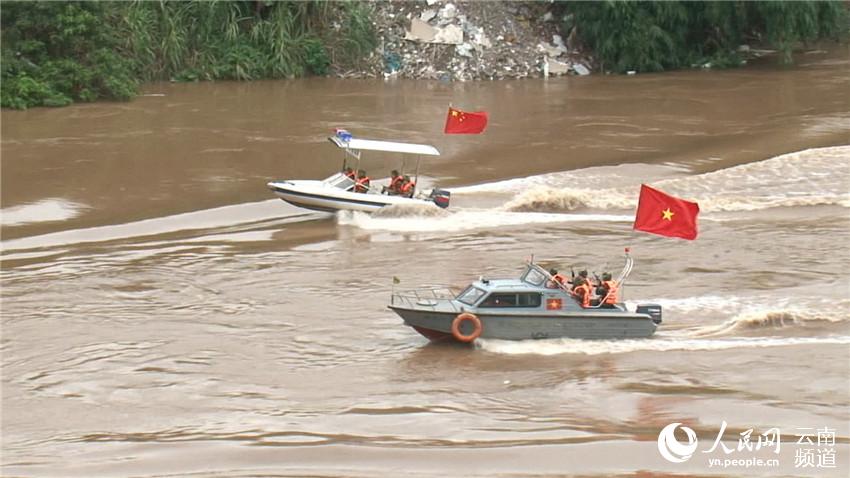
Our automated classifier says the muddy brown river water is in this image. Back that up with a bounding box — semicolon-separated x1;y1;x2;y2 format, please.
2;48;849;477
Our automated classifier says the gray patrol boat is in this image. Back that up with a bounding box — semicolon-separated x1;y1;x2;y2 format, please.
388;251;662;342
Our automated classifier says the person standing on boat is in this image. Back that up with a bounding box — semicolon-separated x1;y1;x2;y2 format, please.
355;170;371;193
383;170;404;195
572;277;592;308
399;175;415;198
344;167;356;180
598;272;619;308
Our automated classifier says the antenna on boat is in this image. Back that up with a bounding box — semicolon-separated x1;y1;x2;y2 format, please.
617;247;633;303
413;155;421;197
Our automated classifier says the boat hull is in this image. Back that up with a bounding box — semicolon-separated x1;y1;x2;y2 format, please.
268;180;436;213
388;306;657;341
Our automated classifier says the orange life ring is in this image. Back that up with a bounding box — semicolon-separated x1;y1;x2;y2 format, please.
451;312;483;342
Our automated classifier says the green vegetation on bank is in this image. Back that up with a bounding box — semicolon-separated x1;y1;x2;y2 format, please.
1;1;848;109
1;0;375;109
1;2;136;109
560;0;849;73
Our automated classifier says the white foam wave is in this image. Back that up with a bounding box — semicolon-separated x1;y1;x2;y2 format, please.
477;335;850;356
646;145;850;212
624;295;850;336
337;209;633;233
502;186;635;212
624;295;752;314
452;162;679;195
1;198;88;227
455;146;850;213
681;309;850;338
1;200;312;252
370;203;449;218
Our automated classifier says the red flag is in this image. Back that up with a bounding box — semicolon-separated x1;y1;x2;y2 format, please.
444;107;488;134
633;184;700;240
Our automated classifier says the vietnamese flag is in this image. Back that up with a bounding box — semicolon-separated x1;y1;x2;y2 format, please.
633;184;700;240
444;107;488;134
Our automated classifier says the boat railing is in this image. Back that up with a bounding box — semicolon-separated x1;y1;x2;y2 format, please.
529;249;634;309
390;287;462;312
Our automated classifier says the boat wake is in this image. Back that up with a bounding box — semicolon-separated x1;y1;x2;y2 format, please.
501;186;631;212
370;203;450;218
1;198;89;226
501;186;592;212
334;146;849;234
462;146;850;214
1;199;318;253
478;295;850;356
476;334;850;355
337;209;632;233
677;309;850;338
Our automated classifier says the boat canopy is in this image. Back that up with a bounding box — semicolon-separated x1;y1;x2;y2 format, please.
328;132;440;156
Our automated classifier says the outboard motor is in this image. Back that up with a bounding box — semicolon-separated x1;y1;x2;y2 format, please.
636;304;662;324
430;188;451;209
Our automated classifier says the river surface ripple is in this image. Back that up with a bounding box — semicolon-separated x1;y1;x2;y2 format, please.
2;48;850;477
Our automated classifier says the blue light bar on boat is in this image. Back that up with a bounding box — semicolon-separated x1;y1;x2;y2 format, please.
334;128;352;142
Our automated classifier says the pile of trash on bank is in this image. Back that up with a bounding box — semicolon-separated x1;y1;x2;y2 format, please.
332;1;595;81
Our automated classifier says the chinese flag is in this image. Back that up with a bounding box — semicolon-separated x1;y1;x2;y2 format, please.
633;184;700;240
444;107;488;134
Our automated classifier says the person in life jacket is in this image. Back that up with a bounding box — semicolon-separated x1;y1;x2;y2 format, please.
399;175;415;198
354;169;371;193
344;167;356;180
598;272;619;307
383;170;404;195
571;277;592;308
548;268;567;288
571;269;591;291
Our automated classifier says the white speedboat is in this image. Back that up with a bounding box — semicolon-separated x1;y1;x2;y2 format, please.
267;130;451;213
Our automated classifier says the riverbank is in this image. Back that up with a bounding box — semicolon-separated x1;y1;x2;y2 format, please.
2;1;847;109
331;1;594;80
335;1;849;80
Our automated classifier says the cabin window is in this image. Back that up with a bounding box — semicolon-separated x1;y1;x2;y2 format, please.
479;293;542;308
522;268;546;286
517;293;542;307
457;286;486;305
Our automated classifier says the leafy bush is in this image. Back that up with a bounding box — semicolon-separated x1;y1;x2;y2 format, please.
2;1;378;109
303;38;330;75
1;1;138;109
562;0;849;73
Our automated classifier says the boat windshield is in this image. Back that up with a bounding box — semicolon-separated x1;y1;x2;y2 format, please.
456;286;486;305
522;266;546;286
326;172;355;190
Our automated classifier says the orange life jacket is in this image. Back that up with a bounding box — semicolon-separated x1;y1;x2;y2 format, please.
400;181;415;197
345;170;356;180
573;283;591;308
602;280;618;305
355;176;371;193
572;275;589;291
389;176;404;192
552;273;567;287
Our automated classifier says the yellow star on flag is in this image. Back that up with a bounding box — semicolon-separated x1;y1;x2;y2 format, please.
661;208;675;221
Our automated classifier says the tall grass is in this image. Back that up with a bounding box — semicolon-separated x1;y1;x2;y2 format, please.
563;0;849;73
117;0;366;81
